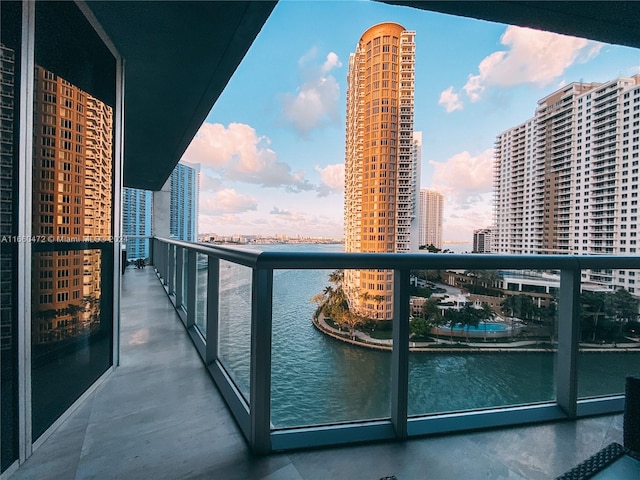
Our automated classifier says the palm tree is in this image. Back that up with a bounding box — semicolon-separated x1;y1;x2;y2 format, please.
464;269;502;294
444;308;461;342
478;303;495;341
343;310;364;339
539;301;557;343
459;304;481;343
328;269;344;285
581;291;610;342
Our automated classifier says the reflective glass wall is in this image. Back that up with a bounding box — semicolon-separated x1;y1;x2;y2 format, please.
0;2;121;472
30;1;117;441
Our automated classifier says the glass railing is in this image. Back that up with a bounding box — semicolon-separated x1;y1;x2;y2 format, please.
150;237;639;452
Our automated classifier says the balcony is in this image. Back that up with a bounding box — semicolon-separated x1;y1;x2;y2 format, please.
9;247;627;480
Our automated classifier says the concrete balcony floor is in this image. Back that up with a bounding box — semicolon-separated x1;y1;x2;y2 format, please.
10;267;624;480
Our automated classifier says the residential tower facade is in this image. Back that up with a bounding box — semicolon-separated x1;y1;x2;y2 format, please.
344;22;417;320
473;227;493;253
418;188;443;249
494;75;640;292
122;187;153;260
170;161;200;242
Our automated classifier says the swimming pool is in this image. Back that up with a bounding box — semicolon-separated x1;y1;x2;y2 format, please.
431;321;513;338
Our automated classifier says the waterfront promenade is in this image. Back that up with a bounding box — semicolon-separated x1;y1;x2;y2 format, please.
313;314;640;353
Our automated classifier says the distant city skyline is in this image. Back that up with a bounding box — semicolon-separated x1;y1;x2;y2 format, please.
179;1;640;241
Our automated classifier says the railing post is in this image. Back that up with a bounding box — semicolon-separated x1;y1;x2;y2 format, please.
160;241;168;284
250;265;273;453
186;250;197;327
175;246;184;307
149;237;155;267
167;243;175;293
205;256;219;364
156;240;161;277
557;263;581;417
391;267;410;440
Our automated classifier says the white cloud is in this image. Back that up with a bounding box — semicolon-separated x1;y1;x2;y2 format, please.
438;86;463;112
282;50;342;135
270;206;292;216
430;148;494;208
315;163;344;196
322;52;341;73
181;122;313;192
199;188;257;216
462;26;603;102
442;195;494;242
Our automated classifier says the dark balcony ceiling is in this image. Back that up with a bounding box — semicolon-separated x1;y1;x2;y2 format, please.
86;1;277;190
381;1;640;50
88;1;640;191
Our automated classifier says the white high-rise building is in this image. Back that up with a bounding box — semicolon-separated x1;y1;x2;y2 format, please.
473;228;493;253
419;189;443;249
344;22;416;320
494;75;640;293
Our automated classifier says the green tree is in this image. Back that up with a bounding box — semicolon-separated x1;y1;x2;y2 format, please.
611;288;639;335
414;269;441;282
444;308;461;342
500;295;520;318
478;303;495;341
419;244;441;252
312;269;366;338
464;270;502;294
410;316;430;339
580;291;612;342
342;310;365;339
422;297;442;323
538;300;557;343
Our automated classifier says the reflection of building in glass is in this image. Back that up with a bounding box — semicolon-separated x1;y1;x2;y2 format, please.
1;44;15;353
123;187;152;259
419;189;443;249
170;161;199;242
344;23;417;320
473;228;493;253
32;66;112;344
494;76;640;293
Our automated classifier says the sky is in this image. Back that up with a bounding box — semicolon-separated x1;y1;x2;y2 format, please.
181;0;640;242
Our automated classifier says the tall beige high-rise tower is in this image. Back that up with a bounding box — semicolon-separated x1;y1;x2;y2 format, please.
344;23;417;320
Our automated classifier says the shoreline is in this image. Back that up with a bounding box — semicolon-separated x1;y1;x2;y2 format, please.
312;315;640;354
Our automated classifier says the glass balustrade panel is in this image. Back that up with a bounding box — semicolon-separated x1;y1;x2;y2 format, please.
271;267;392;428
194;252;208;338
578;268;640;399
408;268;558;416
217;259;252;400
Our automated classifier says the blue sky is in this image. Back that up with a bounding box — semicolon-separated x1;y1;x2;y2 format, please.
182;0;640;242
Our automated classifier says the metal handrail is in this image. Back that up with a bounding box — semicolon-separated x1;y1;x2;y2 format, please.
149;236;640;453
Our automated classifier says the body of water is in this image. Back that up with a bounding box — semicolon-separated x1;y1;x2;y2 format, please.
195;243;639;429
